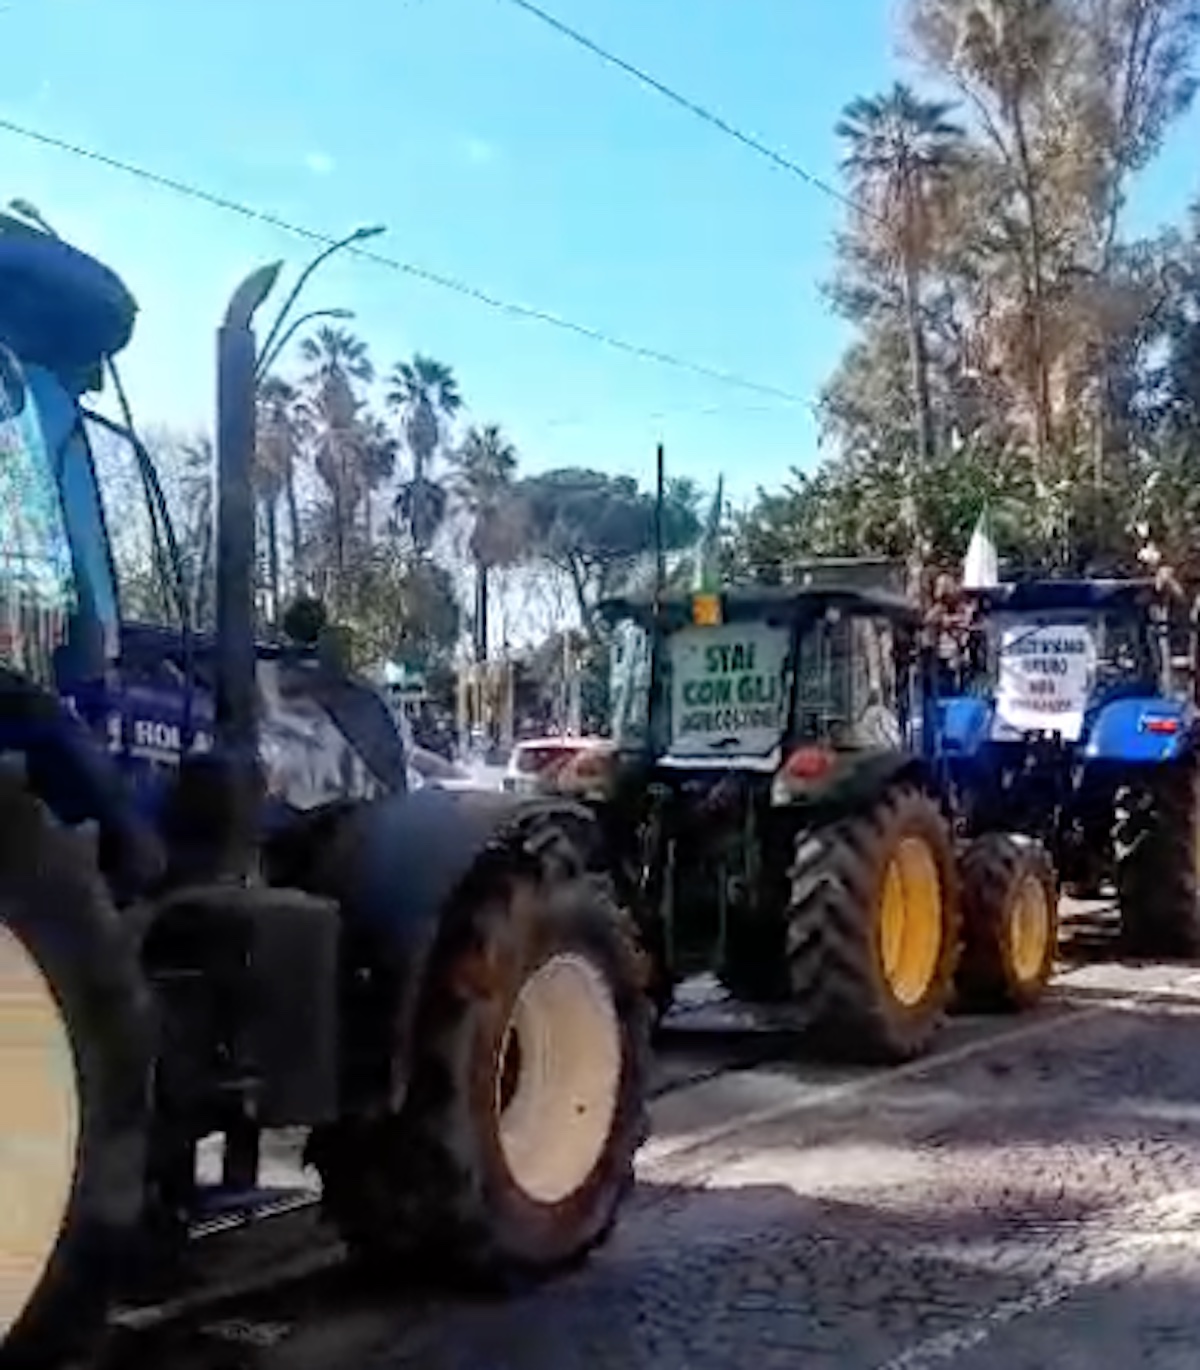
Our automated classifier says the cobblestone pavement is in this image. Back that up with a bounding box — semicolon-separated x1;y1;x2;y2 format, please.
112;962;1200;1370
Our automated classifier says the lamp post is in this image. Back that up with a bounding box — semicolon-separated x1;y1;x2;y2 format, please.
254;307;354;380
256;225;385;372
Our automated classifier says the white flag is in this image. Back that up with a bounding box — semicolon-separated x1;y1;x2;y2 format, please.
963;506;999;589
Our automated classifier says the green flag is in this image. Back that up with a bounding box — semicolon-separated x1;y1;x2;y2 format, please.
692;476;724;593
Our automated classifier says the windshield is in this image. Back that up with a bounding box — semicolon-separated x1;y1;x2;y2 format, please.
87;420;187;630
0;346;187;677
982;610;1158;743
982;611;1156;688
794;610;903;749
0;349;81;678
663;619;792;764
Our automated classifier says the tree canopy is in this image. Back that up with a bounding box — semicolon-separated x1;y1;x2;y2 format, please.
737;0;1200;583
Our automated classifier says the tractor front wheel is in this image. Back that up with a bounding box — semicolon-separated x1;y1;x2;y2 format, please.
957;834;1058;1012
0;778;151;1368
1114;762;1200;959
786;785;960;1063
311;825;649;1284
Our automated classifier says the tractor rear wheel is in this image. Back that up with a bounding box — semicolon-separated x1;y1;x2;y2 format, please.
1114;762;1200;958
957;834;1058;1012
312;824;649;1284
786;784;960;1063
0;778;151;1367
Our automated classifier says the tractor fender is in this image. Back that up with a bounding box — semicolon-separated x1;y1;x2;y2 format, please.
321;786;601;1111
1083;697;1197;766
805;750;939;823
936;696;992;758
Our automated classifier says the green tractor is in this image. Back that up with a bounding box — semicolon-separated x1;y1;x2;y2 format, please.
549;564;967;1062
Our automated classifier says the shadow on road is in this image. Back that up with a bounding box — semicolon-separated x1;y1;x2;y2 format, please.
669;999;1200;1200
91;1167;1200;1370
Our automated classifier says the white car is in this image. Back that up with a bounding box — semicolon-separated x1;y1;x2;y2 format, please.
502;736;615;796
408;744;481;792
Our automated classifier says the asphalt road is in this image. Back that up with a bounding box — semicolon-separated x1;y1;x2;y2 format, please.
91;948;1200;1370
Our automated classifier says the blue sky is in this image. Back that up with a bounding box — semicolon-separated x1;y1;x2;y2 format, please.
3;0;1198;507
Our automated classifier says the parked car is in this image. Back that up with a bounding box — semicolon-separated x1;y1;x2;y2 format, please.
408;745;480;791
503;736;615;795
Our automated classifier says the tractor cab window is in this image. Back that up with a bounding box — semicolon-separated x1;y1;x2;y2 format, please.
87;420;181;628
610;617;653;747
25;367;120;646
0;347;76;680
985;609;1158;742
984;611;1156;690
1091;612;1156;683
793;610;902;750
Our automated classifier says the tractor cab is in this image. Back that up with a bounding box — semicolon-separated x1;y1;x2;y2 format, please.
939;578;1188;764
600;576;922;811
0;223;406;831
0;228;135;687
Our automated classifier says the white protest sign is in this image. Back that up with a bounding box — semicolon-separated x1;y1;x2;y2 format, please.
994;621;1097;742
668;621;790;761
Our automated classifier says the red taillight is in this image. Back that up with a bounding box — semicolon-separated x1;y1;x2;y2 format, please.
1142;716;1181;735
782;745;836;781
567;749;610;780
517;746;573;774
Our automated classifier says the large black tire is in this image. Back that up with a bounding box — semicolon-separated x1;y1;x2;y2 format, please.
310;822;650;1285
1114;762;1200;958
0;777;152;1368
786;784;961;1063
957;834;1058;1012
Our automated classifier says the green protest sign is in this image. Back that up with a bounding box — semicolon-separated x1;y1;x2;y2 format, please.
668;621;790;761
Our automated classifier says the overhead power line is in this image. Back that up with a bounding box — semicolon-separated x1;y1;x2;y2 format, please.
0;114;808;406
503;0;875;224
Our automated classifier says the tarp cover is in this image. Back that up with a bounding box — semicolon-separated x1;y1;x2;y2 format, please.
0;229;137;383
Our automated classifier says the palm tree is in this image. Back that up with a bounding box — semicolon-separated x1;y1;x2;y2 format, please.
176;436;216;629
298;327;374;584
357;413;399;548
910;0;1063;465
837;83;965;482
451;423;521;660
299;325;374;387
386;354;463;553
257;375;306;606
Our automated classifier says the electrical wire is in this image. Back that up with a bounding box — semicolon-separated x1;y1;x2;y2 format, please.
0;114;809;406
502;0;878;224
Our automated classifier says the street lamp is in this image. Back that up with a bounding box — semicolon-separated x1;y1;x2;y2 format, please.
255;224;385;373
254;306;355;380
7;199;58;236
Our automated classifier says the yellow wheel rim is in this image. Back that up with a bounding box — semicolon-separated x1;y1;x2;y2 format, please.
1009;872;1052;984
878;837;943;1007
0;923;80;1341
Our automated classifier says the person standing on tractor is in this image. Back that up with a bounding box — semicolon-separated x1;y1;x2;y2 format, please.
925;571;975;695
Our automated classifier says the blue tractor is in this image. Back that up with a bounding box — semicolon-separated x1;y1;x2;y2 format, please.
0;221;649;1366
935;576;1200;967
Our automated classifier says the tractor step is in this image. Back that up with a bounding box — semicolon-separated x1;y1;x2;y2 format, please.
109;1202;335;1335
190;1183;318;1238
